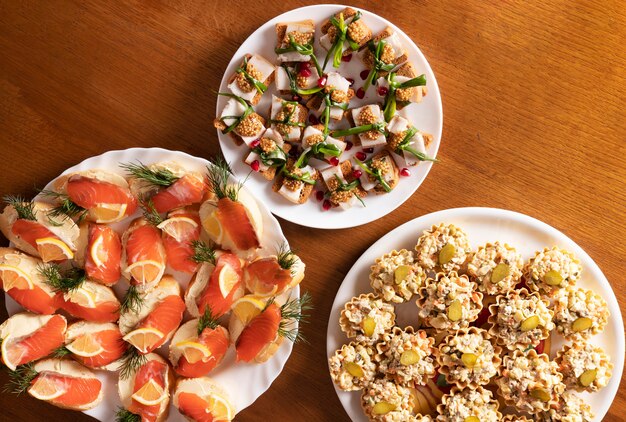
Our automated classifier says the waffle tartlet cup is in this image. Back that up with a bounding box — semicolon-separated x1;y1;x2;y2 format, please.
414;223;471;274
360;378;413;421
467;241;523;296
374;326;437;385
436;326;502;389
501;416;531;422
488;288;554;351
339;293;396;344
496;349;565;413
369;249;426;303
538;391;594;422
436;386;502;422
554;342;613;393
329;341;379;392
416;271;483;332
553;287;609;341
523;246;582;297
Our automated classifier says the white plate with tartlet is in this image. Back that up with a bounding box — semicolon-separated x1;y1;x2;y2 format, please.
3;148;299;421
216;4;443;229
326;207;624;421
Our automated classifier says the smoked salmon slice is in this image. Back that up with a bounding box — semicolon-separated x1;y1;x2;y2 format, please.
61;298;120;323
67;322;126;369
151;174;206;214
11;219;59;250
235;303;281;363
177;392;218;422
197;253;243;317
161;210;201;274
30;370;102;409
123;219;167;288
244;258;292;296
84;224;122;285
66;175;137;217
7;285;59;315
1;314;66;369
136;295;185;353
128;359;169;422
174;326;230;378
216;198;260;252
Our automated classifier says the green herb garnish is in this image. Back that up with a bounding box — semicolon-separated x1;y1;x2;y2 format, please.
39;190;88;224
276;242;298;274
332;175;366;207
50;346;71;358
270;99;305;129
115;408;141;422
191;240;216;265
197;306;219;336
362;40;396;91
394;126;439;162
120;162;178;187
3;195;36;221
206;157;245;201
38;264;86;293
382;72;427;121
275;34;322;75
354;158;392;193
236;56;267;95
119;285;144;314
277;292;313;343
323;11;362;69
331;121;386;138
217;92;255;135
280;64;324;97
118;346;147;380
139;197;164;226
3;363;38;395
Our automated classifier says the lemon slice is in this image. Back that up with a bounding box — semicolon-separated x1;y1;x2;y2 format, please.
92;203;127;224
218;264;239;298
1;338;26;371
157;216;198;242
29;375;66;401
208;394;234;421
35;237;74;262
65;287;97;309
0;264;34;291
65;334;104;357
231;296;265;325
123;327;164;354
246;277;278;297
89;234;107;268
176;341;211;364
202;211;223;244
131;378;167;406
126;260;165;285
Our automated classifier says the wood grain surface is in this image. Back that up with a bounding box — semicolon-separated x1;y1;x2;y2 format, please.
1;1;624;421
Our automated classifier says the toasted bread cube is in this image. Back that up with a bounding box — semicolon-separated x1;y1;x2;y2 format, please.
272;159;318;204
227;54;276;105
360;27;408;77
386;115;434;167
270;95;308;142
350;104;387;148
214;98;265;146
357;150;399;194
320;160;366;209
276;20;315;63
275;61;321;98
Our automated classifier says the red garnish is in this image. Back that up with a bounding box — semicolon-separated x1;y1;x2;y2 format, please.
315;191;324;201
377;86;389;96
292;94;302;102
352;169;363;179
341;53;352;62
299;68;312;78
356;88;365;99
346;78;355;86
317;76;327;88
329;157;339;166
251;160;260;172
309;114;319;125
250;139;260;148
364;147;374;153
360;69;369;80
322;200;331;211
400;168;410;177
345;141;353;151
355;151;367;161
300;62;311;71
535;339;546;354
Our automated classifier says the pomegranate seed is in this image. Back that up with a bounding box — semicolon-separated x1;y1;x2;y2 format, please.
360;69;370;80
329;157;339;166
352;169;363;179
322;199;332;211
345;141;353;151
317;76;327;88
346;78;355;86
251;160;260;172
355;151;367;161
292;94;302;102
299;68;312;77
377;86;389;96
300;61;311;70
400;168;411;177
250;139;260;148
315;191;324;201
309;114;319;125
364;147;374;153
341;53;352;62
356;88;365;99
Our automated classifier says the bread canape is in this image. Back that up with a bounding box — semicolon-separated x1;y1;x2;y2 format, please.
272;157;319;204
361;378;415;421
214;94;267;146
555;342;613;392
74;223;122;286
269;95;308;142
244;128;291;180
158;207;202;274
369;248;426;303
306;72;355;121
320;160;367;210
523;246;582;297
346;104;387;148
375;326;436;385
275;60;323;99
121;217;167;291
376;62;428;119
538;391;594;422
275;19;316;63
360;27;409;90
227;54;276;105
320;7;372;68
243;246;305;297
354;150;400;194
64;321;126;371
386;115;437;168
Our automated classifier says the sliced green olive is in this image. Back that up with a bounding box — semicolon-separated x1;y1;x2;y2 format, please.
344;362;364;378
447;299;462;321
491;263;510;283
362;317;376;337
394;265;411;284
579;369;597;387
372;401;397;415
400;350;420;365
530;388;551;402
465;417;480;422
520;315;540;332
544;270;563;286
438;243;456;265
461;353;478;368
572;317;593;332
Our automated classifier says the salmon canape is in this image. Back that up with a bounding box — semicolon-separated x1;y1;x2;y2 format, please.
158;207;202;274
0;248;59;314
6;358;103;411
169;314;230;378
117;353;174;422
39;264;120;323
200;159;263;258
45;169;138;223
123;161;208;215
0;197;79;262
122;217;167;291
64;321;126;370
243;246;305;297
74;223;122;286
233;293;311;364
184;247;245;318
120;276;185;355
0;313;67;371
173;377;236;422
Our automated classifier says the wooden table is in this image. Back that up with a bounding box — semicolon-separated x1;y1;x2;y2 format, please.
1;1;624;420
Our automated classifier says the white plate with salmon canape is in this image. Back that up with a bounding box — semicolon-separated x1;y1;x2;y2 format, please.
216;4;443;229
0;148;310;422
326;207;623;421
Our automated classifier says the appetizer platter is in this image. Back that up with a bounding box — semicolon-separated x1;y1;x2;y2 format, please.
326;207;624;421
216;4;443;229
0;148;310;422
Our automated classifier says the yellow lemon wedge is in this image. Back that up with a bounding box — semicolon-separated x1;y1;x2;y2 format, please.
65;334;104;358
202;211;223;244
126;260;165;286
218;264;239;298
157;216;199;242
35;237;74;262
123;327;164;354
91;203;127;224
208;394;234;421
131;378;167;406
231;296;266;325
29;375;67;401
176;341;211;364
0;264;34;291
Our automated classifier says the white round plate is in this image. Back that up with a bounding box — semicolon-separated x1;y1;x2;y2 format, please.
326;207;624;421
217;4;443;229
4;147;299;421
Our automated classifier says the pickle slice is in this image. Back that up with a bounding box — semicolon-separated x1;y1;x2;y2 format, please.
465;417;480;422
544;270;563;286
520;315;540;332
344;362;365;378
372;401;397;415
572;317;592;332
400;350;420;365
362;317;376;337
461;353;478;368
438;244;456;265
491;263;510;283
530;388;551;402
394;265;411;284
579;369;597;387
447;299;463;321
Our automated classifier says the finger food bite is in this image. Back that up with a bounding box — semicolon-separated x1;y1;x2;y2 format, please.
243;246;305;297
122;217;167;291
75;223;122;286
173;377;235;422
275;20;316;63
228;54;276;105
159;207;202;274
320;8;371;68
64;321;126;370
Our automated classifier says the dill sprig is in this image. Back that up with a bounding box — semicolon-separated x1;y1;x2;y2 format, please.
50;346;71;358
191;240;216;265
3;195;36;221
3;363;38;395
276;243;298;274
197;307;219;335
120;162;179;188
277;292;313;343
139;197;164;226
38;189;88;224
206;157;245;202
119;285;144;314
38;264;86;293
115;407;141;422
118;346;147;380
